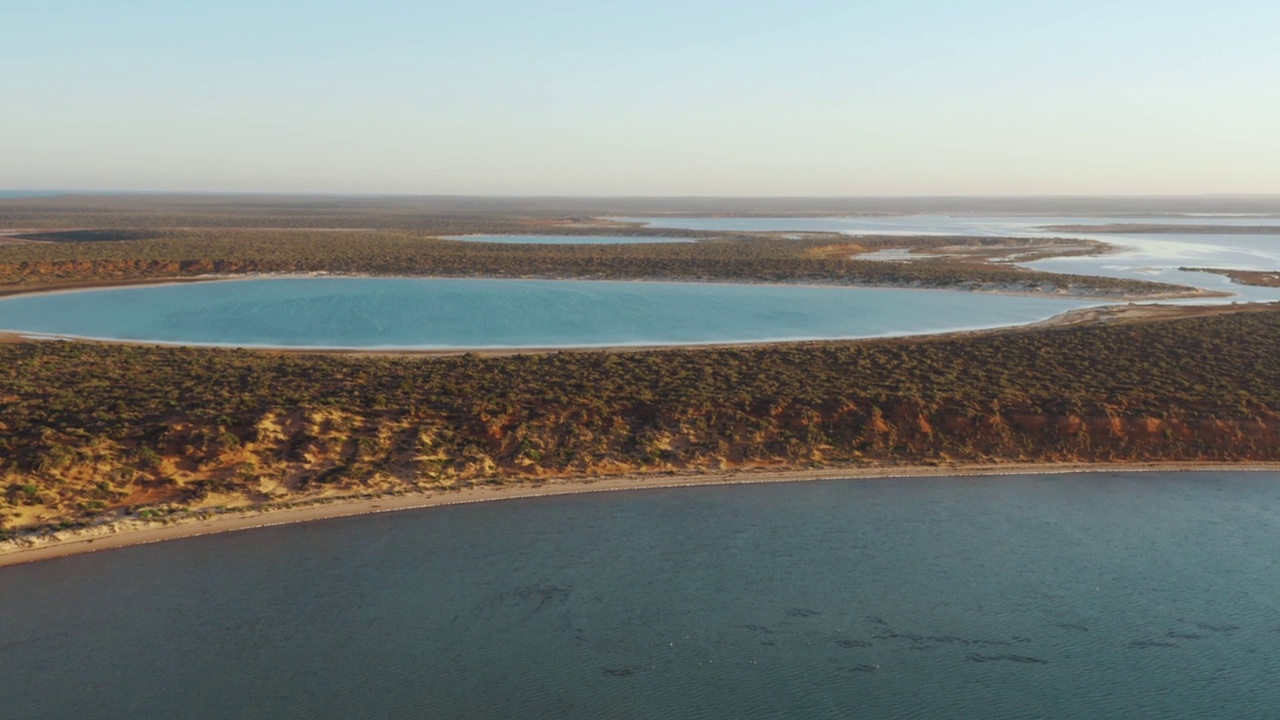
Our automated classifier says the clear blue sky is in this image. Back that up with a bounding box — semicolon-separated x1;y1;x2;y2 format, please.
2;0;1277;195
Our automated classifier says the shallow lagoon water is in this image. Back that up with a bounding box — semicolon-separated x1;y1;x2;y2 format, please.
3;471;1279;719
445;234;694;244
0;277;1093;349
624;215;1280;302
621;214;1280;236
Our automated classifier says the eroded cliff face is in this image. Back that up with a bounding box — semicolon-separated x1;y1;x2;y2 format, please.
7;400;1278;532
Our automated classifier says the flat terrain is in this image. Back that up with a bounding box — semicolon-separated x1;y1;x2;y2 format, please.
1185;267;1280;288
0;194;1219;298
1042;223;1280;234
0;228;1194;299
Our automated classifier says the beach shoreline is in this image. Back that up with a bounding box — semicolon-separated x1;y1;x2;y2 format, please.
4;461;1279;568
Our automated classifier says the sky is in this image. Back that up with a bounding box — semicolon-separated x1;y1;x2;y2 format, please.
2;0;1278;196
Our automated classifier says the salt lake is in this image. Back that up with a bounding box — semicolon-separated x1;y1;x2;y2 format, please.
3;215;1275;349
621;215;1280;303
444;234;694;244
0;277;1094;349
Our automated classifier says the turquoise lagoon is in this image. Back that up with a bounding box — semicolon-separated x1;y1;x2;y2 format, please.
0;277;1094;349
445;234;694;244
3;471;1279;719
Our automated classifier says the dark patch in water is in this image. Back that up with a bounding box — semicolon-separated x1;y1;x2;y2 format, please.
875;631;1026;649
787;608;821;618
512;584;571;611
834;639;873;649
1166;631;1205;640
603;666;643;677
1128;639;1181;649
873;631;924;642
966;653;1047;664
1195;623;1241;634
864;616;888;626
1055;623;1090;632
740;624;773;634
847;664;880;673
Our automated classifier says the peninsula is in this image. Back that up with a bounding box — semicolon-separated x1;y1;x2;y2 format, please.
2;195;1278;562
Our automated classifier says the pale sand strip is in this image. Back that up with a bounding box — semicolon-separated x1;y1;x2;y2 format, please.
4;461;1279;568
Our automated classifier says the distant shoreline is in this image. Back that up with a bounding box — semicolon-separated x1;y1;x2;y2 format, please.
0;270;1214;301
5;461;1280;568
1039;223;1280;235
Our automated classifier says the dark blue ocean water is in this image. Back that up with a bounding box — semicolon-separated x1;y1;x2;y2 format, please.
2;471;1279;719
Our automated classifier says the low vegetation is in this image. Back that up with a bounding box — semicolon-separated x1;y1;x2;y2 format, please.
1183;267;1280;288
4;305;1279;535
1043;224;1280;235
0;195;1266;539
4;193;1280;229
0;194;1212;297
0;228;1195;297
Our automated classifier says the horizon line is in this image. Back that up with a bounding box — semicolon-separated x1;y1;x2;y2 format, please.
4;190;1280;200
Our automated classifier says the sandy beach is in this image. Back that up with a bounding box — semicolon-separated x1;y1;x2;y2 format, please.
4;461;1279;568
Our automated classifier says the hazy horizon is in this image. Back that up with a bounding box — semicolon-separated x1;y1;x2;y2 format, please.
4;1;1278;196
5;190;1280;201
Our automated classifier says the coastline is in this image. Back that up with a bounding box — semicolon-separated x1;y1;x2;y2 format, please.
5;461;1280;568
